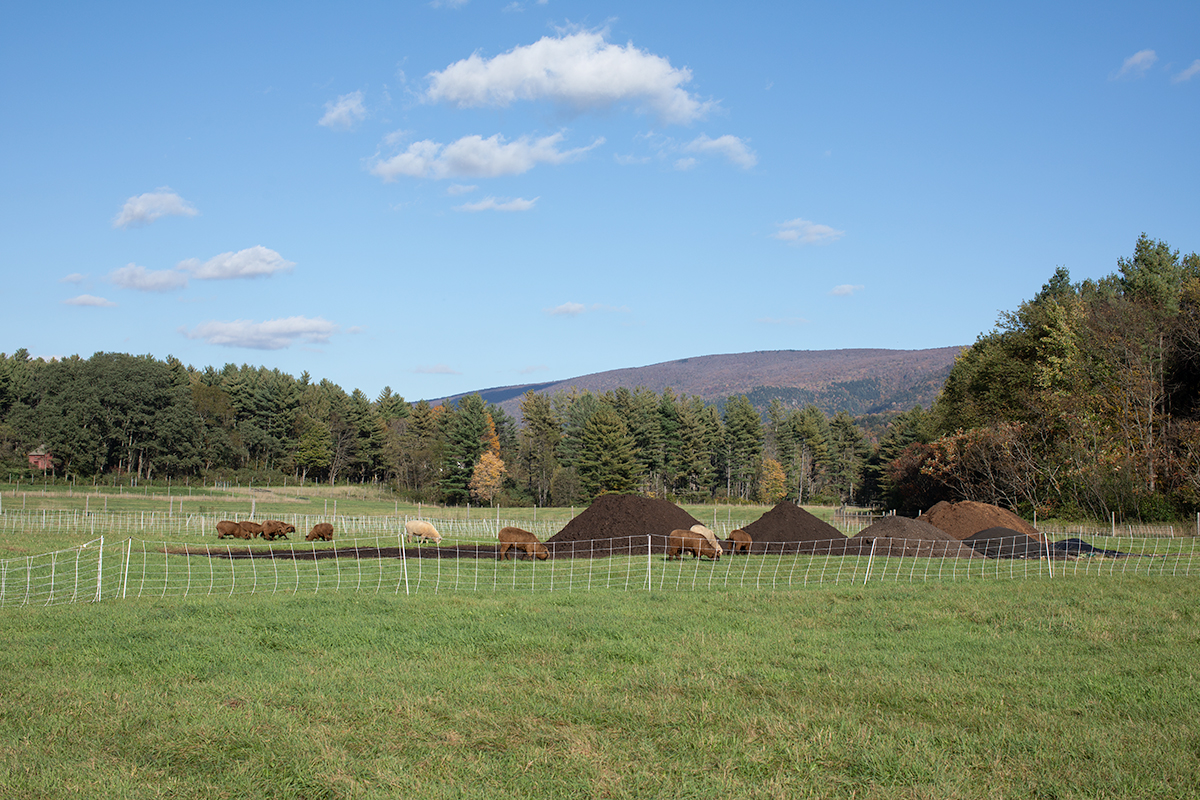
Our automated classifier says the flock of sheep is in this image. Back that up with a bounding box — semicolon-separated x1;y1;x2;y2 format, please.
215;519;332;541
213;518;756;561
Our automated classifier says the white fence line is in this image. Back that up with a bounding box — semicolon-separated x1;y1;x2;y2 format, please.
1;528;1197;607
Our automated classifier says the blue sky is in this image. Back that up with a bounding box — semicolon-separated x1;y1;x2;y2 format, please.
2;1;1197;402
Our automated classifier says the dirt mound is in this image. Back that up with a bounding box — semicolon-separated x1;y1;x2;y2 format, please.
545;493;702;557
851;517;984;559
962;527;1065;559
740;501;863;555
923;500;1040;541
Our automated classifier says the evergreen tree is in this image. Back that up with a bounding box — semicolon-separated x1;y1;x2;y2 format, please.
576;404;641;499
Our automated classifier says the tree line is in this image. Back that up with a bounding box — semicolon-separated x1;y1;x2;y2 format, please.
2;235;1195;520
0;350;880;507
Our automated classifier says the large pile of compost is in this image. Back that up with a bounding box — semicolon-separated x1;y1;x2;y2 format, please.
923;500;1041;541
740;501;865;555
544;493;703;557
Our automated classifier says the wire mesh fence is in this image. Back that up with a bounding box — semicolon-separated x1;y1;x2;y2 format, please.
2;510;1197;607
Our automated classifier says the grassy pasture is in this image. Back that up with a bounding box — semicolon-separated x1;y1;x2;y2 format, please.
1;578;1198;799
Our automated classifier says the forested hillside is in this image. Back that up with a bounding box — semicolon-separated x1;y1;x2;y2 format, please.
1;235;1195;520
901;234;1200;521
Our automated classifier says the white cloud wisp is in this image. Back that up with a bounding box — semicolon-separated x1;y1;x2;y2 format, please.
113;189;199;229
682;134;757;168
372;132;602;180
425;30;715;124
179;246;295;280
455;196;538;212
109;264;189;293
182;316;339;350
64;294;117;307
319;90;367;130
1114;49;1157;79
1173;59;1200;83
772;218;845;245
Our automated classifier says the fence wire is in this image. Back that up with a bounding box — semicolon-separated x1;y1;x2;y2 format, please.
1;511;1196;607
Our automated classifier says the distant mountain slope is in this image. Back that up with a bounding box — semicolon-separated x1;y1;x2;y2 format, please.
435;347;966;419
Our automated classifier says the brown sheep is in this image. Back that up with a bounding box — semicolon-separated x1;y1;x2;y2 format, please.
238;521;265;538
726;528;753;554
260;520;295;540
306;522;334;541
216;520;250;539
404;520;442;544
667;529;721;561
497;526;550;561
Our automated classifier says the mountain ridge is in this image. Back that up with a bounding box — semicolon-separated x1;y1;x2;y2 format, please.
434;347;966;419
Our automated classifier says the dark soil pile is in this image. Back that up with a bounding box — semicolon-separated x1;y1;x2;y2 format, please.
962;527;1066;559
740;501;864;555
923;500;1041;541
851;517;984;559
545;493;703;557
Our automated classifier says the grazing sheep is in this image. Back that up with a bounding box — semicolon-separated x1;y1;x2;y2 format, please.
689;524;724;556
497;526;550;561
238;521;265;538
216;520;250;540
726;528;753;554
306;522;334;541
260;520;295;540
667;529;721;561
404;519;442;544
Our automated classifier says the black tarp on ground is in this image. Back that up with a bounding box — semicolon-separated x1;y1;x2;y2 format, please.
1052;538;1131;557
962;527;1069;559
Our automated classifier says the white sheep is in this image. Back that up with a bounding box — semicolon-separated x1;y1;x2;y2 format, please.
690;524;724;556
405;519;442;544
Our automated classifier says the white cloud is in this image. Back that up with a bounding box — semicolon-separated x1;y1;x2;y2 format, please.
178;246;295;280
414;364;462;374
682;134;757;169
546;301;629;316
112;188;198;229
60;273;87;284
772;218;845;245
109;263;189;292
319;90;367;130
674;157;697;171
430;0;468;7
425;30;715;124
1173;59;1200;83
371;132;602;180
64;294;117;307
1114;49;1157;79
830;284;864;296
455;196;538;212
182;316;339;349
519;364;548;374
446;183;478;195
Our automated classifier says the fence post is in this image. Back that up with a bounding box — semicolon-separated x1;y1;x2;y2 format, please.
863;538;877;585
401;530;410;596
1045;534;1054;579
122;538;132;599
93;536;104;603
646;535;652;592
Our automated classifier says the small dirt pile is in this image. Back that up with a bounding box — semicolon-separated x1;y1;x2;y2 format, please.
741;501;863;555
923;500;1041;541
962;527;1066;559
851;517;984;559
545;493;702;557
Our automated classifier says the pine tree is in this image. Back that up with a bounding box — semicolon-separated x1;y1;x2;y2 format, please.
576;405;641;499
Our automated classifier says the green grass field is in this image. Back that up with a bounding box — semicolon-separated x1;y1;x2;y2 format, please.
3;489;1198;798
2;578;1197;799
